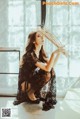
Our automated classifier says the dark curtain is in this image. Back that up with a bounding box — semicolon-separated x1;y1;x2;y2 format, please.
41;0;46;28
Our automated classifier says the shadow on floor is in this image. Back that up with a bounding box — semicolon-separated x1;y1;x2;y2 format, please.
22;102;42;113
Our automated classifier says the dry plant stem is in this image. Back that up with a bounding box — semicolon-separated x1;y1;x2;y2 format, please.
38;28;68;57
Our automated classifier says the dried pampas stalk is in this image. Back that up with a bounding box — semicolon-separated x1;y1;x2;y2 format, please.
38;28;68;57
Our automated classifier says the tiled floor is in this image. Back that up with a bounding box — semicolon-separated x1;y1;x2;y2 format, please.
0;88;80;119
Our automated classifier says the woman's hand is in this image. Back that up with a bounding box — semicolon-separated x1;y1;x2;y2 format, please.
52;47;65;55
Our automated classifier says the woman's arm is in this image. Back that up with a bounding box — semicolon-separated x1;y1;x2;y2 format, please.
35;48;63;72
43;56;49;63
52;52;60;67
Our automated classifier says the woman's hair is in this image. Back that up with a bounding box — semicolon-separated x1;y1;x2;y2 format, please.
20;31;48;67
26;32;36;53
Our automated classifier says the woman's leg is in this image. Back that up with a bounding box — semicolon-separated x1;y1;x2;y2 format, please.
42;69;57;111
26;71;51;101
29;71;51;99
21;81;38;101
27;89;37;100
21;82;31;92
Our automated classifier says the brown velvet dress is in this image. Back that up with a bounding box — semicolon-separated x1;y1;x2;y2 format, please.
16;50;57;109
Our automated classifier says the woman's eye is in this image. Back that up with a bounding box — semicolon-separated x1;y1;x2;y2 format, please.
37;35;40;37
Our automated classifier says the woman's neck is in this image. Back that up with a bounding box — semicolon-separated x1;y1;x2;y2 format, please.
34;45;41;58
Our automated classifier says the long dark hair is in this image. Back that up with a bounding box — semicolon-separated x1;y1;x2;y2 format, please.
20;31;48;66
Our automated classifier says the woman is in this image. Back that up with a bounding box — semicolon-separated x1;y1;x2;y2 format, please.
13;31;64;111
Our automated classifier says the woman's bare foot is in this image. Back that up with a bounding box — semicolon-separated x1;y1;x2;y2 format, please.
27;90;37;101
27;92;40;104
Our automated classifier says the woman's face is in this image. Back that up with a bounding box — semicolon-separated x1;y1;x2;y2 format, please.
35;32;44;46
